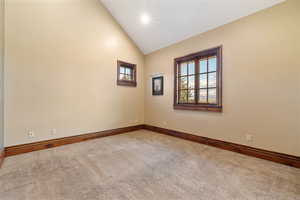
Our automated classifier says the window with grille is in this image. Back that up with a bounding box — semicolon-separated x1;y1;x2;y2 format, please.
174;46;222;112
117;60;137;87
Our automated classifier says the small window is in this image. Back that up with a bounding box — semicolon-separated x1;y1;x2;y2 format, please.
117;60;137;87
174;46;222;112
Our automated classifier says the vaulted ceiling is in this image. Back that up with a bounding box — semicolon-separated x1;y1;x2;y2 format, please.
100;0;286;54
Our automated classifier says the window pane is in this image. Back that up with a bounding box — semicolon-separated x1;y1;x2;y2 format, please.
208;72;216;87
208;88;217;104
124;75;130;80
179;90;188;103
188;61;195;75
208;56;217;72
179;77;188;89
125;68;131;75
119;73;125;80
199;74;207;88
199;89;207;103
188;90;195;103
127;75;133;81
188;75;195;89
120;67;125;74
180;62;188;76
200;59;207;73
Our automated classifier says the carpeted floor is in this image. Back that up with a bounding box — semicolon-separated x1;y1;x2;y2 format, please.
0;130;299;200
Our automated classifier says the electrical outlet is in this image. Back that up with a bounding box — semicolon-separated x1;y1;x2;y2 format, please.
51;129;57;135
246;134;253;142
28;130;35;138
162;121;167;126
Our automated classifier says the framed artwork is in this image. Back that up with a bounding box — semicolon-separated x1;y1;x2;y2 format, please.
152;76;164;96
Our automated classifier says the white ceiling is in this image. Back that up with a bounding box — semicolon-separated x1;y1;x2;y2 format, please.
100;0;286;54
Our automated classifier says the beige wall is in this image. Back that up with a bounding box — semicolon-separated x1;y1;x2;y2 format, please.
145;0;300;156
4;0;299;157
0;0;3;150
5;0;145;146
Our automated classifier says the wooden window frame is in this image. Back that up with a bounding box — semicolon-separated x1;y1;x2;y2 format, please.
174;46;222;112
117;60;137;87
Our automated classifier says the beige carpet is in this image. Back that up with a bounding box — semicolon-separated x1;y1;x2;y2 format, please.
0;130;299;200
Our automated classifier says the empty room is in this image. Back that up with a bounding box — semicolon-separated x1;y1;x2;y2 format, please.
0;0;299;199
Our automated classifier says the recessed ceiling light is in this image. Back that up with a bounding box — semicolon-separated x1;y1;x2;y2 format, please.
140;13;151;25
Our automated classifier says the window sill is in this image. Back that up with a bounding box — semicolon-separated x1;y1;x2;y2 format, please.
174;104;222;112
117;80;137;87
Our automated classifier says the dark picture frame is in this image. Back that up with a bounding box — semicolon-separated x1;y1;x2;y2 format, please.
152;76;164;96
